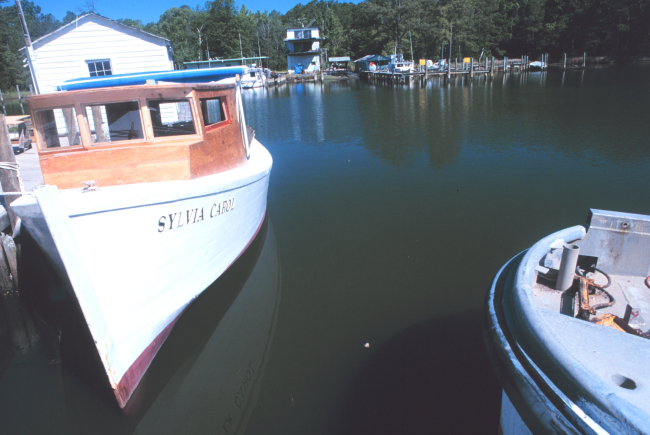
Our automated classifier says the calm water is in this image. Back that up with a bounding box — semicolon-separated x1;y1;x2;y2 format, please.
2;66;650;434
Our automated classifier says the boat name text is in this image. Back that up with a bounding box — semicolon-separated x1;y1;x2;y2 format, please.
158;198;235;232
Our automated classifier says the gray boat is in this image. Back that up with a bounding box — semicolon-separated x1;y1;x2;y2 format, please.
484;210;650;434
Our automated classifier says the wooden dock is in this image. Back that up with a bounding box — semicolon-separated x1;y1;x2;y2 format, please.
360;55;540;85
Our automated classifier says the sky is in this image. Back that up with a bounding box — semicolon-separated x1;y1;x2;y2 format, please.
35;0;361;24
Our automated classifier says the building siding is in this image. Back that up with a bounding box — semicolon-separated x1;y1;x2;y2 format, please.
285;27;320;73
30;16;172;94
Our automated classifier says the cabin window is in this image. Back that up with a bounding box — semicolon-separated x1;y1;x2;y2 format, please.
84;101;143;144
199;97;227;127
148;99;197;137
87;60;112;77
33;107;81;149
294;30;303;39
303;30;311;39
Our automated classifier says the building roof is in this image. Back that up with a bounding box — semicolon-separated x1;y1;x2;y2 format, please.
184;56;269;66
354;54;390;63
285;26;319;30
329;57;350;62
284;37;323;42
20;13;169;52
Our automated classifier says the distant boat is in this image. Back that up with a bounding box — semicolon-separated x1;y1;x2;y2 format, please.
217;67;267;88
12;70;272;409
389;61;415;73
484;209;650;434
528;61;546;71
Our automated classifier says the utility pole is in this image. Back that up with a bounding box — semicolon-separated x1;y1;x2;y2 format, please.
15;0;40;94
396;0;402;58
447;21;454;78
239;33;244;60
408;24;414;64
257;32;262;67
197;25;203;61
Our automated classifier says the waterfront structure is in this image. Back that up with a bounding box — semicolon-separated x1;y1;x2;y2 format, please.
19;13;173;94
12;71;272;409
353;55;390;72
285;26;322;73
485;209;650;434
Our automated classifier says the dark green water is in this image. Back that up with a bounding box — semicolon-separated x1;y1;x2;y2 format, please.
2;66;649;434
242;66;650;434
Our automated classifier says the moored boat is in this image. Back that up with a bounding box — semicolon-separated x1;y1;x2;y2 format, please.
484;209;650;434
11;74;272;408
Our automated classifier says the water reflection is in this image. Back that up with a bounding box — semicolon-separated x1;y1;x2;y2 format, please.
243;66;650;170
1;216;281;435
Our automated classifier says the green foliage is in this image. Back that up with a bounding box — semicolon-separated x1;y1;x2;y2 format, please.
0;0;60;90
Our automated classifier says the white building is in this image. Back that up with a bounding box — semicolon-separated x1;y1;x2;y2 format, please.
20;13;173;94
284;26;322;73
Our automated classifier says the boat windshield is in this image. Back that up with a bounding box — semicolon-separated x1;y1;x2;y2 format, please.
148;99;197;137
84;101;144;144
200;97;227;128
33;106;81;148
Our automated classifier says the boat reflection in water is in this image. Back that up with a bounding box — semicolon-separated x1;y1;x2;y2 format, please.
61;215;280;434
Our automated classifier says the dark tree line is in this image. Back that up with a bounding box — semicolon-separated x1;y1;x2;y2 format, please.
1;0;649;89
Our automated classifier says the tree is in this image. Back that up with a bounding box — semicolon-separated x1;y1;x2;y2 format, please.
0;0;60;89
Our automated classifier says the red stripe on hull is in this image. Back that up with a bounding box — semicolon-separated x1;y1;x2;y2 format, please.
114;209;267;409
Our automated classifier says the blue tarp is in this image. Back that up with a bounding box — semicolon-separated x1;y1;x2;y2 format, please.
57;66;247;91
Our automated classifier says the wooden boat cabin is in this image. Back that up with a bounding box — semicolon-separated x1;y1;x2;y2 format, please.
28;83;249;189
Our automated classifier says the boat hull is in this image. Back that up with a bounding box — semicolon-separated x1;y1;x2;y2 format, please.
12;139;272;408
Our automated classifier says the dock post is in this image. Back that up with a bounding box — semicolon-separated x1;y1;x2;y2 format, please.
563;53;566;69
491;57;494;76
583;52;586;68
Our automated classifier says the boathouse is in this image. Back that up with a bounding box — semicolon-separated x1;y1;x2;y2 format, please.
285;26;322;73
20;13;173;94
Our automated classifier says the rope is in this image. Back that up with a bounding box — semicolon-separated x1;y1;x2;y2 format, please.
0;161;26;194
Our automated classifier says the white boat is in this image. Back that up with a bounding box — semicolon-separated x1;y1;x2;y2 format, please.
217;67;267;88
528;60;546;71
61;215;281;434
485;209;650;434
389;61;415;73
11;75;272;408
